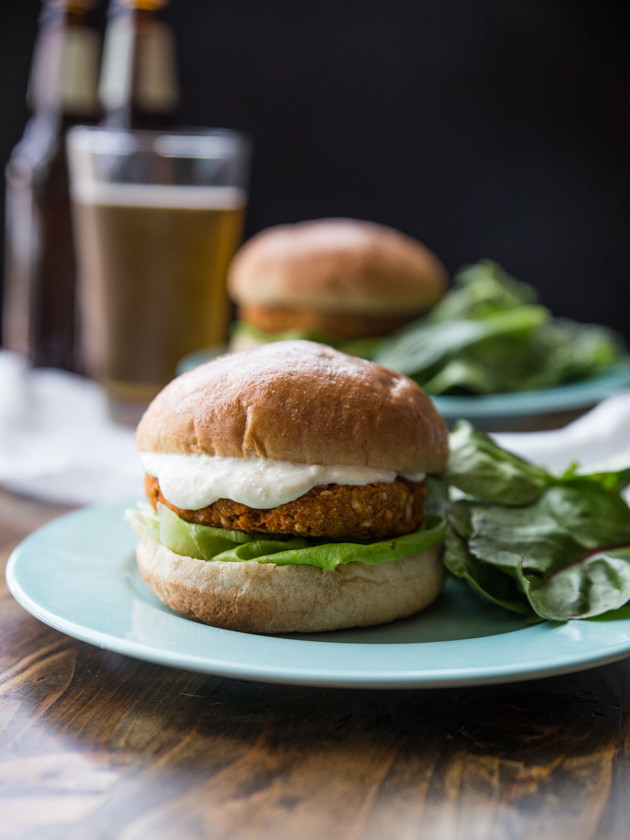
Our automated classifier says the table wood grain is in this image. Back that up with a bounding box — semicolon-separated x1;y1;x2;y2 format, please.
2;486;630;840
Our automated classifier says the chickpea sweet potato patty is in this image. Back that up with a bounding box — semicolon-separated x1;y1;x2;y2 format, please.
145;474;427;540
239;303;412;340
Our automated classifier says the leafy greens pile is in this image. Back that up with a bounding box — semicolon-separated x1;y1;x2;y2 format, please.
439;421;630;621
371;260;624;395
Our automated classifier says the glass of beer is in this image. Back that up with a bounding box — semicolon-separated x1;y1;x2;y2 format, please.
67;126;250;424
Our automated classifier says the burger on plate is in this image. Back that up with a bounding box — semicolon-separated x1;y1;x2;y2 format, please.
226;218;448;350
129;340;449;633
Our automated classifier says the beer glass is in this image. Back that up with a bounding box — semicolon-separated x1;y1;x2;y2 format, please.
67;126;250;424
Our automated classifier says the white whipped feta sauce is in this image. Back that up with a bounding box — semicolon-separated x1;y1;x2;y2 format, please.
140;452;425;510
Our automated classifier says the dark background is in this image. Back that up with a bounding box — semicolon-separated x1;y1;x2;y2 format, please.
1;0;629;340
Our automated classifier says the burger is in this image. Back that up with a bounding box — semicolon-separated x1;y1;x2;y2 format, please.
129;340;449;633
227;218;448;350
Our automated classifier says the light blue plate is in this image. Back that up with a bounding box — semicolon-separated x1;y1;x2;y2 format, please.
433;359;630;426
7;500;630;688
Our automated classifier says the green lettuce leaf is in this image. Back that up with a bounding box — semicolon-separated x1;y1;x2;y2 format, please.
518;546;630;621
442;422;630;621
373;305;550;389
372;261;624;395
127;502;446;571
560;450;630;495
444;523;533;615
229;321;384;360
443;421;551;505
426;259;537;322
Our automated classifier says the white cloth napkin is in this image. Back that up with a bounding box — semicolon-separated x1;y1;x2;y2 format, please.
1;348;629;507
0;351;143;505
495;391;630;473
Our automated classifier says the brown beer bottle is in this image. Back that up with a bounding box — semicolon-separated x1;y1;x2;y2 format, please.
3;0;100;370
99;0;179;129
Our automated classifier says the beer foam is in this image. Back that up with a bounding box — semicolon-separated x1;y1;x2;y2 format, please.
71;181;247;209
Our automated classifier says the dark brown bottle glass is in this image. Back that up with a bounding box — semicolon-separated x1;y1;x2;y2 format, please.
3;0;100;370
99;0;179;129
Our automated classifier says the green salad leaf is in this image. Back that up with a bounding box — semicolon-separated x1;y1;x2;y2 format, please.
127;502;446;571
443;419;552;505
518;546;630;622
371;260;625;395
442;421;630;621
373;305;551;393
425;260;538;321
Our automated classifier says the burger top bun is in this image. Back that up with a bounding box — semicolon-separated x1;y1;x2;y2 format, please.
135;340;449;476
227;218;448;315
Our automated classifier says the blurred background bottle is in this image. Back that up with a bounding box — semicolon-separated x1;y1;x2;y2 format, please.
3;0;100;370
99;0;179;129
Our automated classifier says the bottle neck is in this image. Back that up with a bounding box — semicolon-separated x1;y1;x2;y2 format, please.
99;8;179;128
27;9;100;119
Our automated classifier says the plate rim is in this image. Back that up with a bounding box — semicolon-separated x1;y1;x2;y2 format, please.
6;499;630;689
432;357;630;419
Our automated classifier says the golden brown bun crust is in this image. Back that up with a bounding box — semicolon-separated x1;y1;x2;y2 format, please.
137;534;446;633
227;218;448;315
135;341;449;475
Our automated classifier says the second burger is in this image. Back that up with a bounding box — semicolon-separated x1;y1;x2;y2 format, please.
227;217;448;350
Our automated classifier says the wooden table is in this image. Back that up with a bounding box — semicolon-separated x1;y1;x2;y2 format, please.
2;485;630;840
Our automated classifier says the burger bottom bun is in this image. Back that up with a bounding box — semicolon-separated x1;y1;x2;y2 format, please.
137;535;446;634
